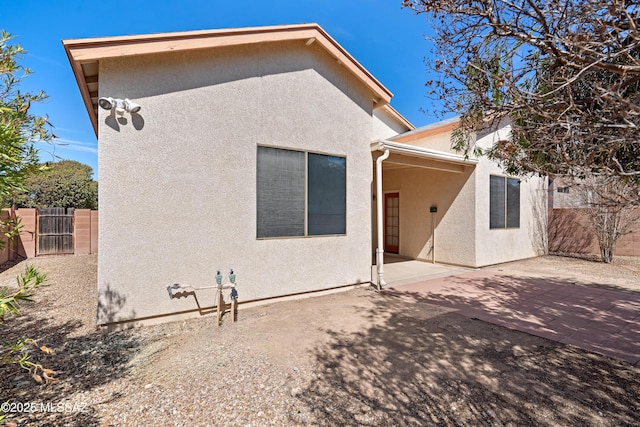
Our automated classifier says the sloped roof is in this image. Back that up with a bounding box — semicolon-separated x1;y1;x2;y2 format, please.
63;23;399;135
390;117;460;143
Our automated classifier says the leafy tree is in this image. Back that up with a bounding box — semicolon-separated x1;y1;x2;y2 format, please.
1;31;49;198
0;30;55;397
403;0;640;183
10;160;98;209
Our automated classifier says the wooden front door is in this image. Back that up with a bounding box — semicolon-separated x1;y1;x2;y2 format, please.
384;192;399;253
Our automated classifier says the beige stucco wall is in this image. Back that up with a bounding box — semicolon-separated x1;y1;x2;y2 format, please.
97;41;378;325
401;131;458;154
473;126;548;266
372;108;411;140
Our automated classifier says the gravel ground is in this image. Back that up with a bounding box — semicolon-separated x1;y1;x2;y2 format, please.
1;254;639;426
485;254;640;292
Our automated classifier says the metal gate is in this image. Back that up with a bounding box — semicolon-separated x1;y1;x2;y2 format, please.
37;208;75;255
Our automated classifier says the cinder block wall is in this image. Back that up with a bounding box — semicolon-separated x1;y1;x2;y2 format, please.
0;209;18;263
16;208;37;258
0;209;98;262
90;210;98;254
549;208;640;257
74;209;99;255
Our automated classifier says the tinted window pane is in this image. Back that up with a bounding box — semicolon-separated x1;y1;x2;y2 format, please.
490;175;505;229
308;153;346;235
257;146;305;238
506;178;520;228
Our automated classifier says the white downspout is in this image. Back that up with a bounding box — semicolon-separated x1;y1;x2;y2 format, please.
375;149;390;291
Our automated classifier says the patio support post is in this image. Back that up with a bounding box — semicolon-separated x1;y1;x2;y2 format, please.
375;149;390;290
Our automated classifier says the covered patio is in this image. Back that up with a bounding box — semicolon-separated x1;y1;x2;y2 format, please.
371;139;477;289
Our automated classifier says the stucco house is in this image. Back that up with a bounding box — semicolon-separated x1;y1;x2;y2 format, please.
63;24;547;328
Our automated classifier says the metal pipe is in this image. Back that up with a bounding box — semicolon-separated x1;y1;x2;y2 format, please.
431;211;436;264
375;149;390;290
166;282;236;299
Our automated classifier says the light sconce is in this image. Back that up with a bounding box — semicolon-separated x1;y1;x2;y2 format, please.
124;98;141;113
98;97;142;115
98;97;114;110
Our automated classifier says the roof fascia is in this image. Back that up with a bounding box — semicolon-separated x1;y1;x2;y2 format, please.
371;139;477;166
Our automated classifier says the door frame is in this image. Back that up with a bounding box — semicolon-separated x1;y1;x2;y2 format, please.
384;191;399;254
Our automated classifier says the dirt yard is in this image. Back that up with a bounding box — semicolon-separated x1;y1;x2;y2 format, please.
1;254;639;426
483;254;640;292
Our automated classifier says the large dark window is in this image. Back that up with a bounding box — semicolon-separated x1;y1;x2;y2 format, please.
490;175;520;229
256;146;305;237
308;153;346;235
257;146;346;238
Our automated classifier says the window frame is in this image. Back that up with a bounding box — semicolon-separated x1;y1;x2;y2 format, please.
256;144;347;240
489;174;520;230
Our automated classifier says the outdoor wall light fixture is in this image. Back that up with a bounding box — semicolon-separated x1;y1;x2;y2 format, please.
98;97;142;115
215;271;223;285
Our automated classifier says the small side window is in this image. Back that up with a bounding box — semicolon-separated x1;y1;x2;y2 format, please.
490;175;520;229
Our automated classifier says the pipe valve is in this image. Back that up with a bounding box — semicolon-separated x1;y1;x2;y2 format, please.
167;283;182;299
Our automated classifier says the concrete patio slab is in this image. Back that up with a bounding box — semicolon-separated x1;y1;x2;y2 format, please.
374;256;470;287
387;269;640;366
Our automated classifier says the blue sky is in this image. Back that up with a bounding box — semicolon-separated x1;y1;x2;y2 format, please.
3;0;443;179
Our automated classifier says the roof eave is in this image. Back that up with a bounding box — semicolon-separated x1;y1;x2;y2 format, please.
63;42;99;135
371;139;478;166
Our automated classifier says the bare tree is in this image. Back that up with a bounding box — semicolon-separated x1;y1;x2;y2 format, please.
573;175;639;263
403;0;640;184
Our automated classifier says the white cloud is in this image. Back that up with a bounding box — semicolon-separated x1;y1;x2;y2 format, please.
52;138;98;154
